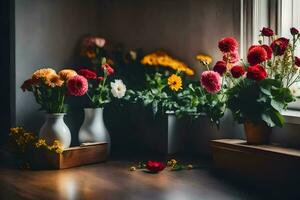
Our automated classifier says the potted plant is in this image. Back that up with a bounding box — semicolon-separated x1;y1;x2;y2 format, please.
21;68;87;148
77;36;127;151
125;51;195;155
215;27;300;144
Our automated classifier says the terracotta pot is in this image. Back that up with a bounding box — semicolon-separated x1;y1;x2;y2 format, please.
244;121;272;145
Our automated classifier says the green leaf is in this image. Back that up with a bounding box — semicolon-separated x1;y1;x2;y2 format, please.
270;99;284;112
152;100;158;115
260;86;271;95
261;112;276;127
270;110;285;127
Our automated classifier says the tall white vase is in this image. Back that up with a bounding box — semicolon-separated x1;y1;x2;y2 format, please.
78;108;111;149
39;113;71;149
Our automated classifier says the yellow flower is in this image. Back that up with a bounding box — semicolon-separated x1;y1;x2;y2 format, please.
35;139;47;148
86;50;96;59
167;159;177;167
196;54;212;65
187;164;193;170
168;74;183;91
58;69;77;80
129;166;137;171
48;140;64;154
45;74;64;87
141;51;194;76
32;68;56;80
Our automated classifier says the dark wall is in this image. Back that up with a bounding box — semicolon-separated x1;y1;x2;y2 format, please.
0;0;13;143
15;0;240;129
13;0;241;152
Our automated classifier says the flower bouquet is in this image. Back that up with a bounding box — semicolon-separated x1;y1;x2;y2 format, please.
126;51;194;116
21;68;88;148
214;27;300;144
77;37;127;146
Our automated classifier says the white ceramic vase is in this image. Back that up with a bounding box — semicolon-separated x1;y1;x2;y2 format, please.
39;113;71;149
78;108;111;149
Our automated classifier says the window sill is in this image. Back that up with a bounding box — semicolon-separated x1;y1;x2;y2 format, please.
282;110;300;125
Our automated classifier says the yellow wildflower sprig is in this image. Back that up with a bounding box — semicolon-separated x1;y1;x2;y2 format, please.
9;127;64;154
9;127;37;152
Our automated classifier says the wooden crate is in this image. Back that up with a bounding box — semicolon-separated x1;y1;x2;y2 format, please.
211;139;300;182
31;142;108;169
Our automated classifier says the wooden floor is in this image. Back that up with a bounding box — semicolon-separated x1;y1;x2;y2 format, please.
0;160;299;200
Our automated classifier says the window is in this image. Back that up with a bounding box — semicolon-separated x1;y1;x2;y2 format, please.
279;0;300;109
241;0;300;111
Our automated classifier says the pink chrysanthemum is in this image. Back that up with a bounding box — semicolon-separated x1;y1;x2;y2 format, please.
223;51;239;64
200;71;222;93
218;37;239;53
67;75;88;96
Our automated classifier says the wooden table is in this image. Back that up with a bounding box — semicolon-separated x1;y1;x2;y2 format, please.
0;159;300;200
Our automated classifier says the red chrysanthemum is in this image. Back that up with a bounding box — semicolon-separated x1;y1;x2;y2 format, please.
230;65;245;78
146;161;166;173
261;27;274;37
213;61;227;76
261;45;273;60
200;71;222;93
21;78;39;92
101;64;114;76
247;46;268;65
270;37;289;56
246;65;267;81
249;45;272;60
78;69;97;79
295;56;300;67
290;27;299;35
223;51;239;64
218;37;238;53
67;75;88;96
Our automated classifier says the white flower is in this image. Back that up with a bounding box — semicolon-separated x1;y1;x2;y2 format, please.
94;37;106;48
129;50;137;60
290;83;300;97
110;79;126;99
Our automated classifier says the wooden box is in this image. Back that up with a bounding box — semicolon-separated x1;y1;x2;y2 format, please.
211;139;300;182
31;142;108;169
